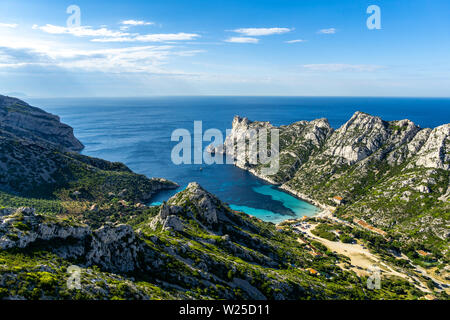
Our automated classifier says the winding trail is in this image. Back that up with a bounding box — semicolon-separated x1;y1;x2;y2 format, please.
296;223;432;293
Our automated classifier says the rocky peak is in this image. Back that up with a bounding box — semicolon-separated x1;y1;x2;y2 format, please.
310;117;331;129
150;203;185;231
323;111;421;165
232;115;272;130
150;182;238;233
232;115;251;127
171;182;221;224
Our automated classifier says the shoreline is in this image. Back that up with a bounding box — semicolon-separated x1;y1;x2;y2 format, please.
236;164;334;220
210;147;331;217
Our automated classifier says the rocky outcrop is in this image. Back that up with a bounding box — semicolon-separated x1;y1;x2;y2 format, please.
0;95;84;151
167;182;223;224
0;208;89;250
0;207;147;273
222;111;448;179
86;224;144;272
222;112;449;187
221;112;449;247
0;125;178;197
214;115;333;184
414;124;450;170
150;182;225;231
150;204;185;231
323;112;420;165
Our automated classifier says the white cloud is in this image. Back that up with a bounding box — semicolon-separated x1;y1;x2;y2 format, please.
92;33;200;43
317;28;336;34
38;24;130;37
0;44;202;74
136;33;200;42
286;39;306;44
121;20;154;26
224;37;259;43
0;23;18;28
302;64;383;72
35;23;199;43
0;29;203;74
231;27;292;36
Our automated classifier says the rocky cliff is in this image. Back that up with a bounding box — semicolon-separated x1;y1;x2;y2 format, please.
0;95;178;200
213;115;333;184
0;96;445;300
0;95;84;151
0;207;145;273
2;181;429;300
0;125;177;199
220;112;450;249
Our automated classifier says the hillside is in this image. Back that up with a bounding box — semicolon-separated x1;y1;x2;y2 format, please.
0;96;448;300
0;183;427;300
215;113;449;267
0;95;84;151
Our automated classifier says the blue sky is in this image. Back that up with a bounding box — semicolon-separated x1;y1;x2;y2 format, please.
0;0;449;97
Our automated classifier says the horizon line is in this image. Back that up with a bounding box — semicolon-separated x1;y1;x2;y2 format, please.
21;95;450;100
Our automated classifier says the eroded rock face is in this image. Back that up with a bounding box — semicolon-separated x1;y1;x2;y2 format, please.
0;95;84;151
218;116;274;166
150;182;250;235
150;182;224;232
415;124;450;170
220;112;449;246
222;116;332;155
215;115;333;183
222;111;449;181
150;204;185;231
323;112;421;165
182;182;220;224
171;182;221;224
87;224;144;272
0;208;147;273
0;207;90;250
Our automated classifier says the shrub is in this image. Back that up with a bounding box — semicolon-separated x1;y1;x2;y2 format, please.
0;288;8;299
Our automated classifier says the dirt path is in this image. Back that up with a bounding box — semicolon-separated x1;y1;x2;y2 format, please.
297;224;431;293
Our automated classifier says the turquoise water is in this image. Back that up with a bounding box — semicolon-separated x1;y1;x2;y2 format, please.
156;184;319;223
253;185;318;216
30;96;450;223
229;185;318;223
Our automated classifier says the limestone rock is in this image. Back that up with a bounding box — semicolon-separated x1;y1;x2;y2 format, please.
415;124;450;170
150;204;185;231
0;209;149;273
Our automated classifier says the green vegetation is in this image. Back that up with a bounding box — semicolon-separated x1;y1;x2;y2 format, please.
231;113;449;272
0;98;447;300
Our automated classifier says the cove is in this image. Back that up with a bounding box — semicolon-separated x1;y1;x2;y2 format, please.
33;97;447;224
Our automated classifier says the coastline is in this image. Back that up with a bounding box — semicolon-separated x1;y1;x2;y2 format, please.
278;185;334;220
235;163;334;219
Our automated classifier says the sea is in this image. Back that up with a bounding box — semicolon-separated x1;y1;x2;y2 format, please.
29;96;450;224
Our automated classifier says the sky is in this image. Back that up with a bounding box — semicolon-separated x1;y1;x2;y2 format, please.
0;0;449;97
